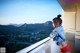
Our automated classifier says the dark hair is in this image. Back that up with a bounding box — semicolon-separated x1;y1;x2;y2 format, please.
53;14;62;25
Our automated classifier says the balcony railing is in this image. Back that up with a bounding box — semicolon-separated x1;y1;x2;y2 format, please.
16;37;60;53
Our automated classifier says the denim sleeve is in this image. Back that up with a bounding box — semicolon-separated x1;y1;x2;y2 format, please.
57;29;66;42
50;30;60;41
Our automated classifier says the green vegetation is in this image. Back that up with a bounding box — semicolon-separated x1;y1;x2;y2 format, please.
0;21;53;53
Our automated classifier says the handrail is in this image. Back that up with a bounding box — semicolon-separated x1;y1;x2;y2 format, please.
16;37;51;53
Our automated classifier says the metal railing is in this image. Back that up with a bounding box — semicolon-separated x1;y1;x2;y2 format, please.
16;37;51;53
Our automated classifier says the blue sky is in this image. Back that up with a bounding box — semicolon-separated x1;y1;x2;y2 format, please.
0;0;62;25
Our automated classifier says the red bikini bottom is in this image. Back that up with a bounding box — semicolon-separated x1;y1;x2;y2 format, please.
60;44;72;53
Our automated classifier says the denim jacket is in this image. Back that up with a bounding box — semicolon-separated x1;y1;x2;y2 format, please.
50;26;66;46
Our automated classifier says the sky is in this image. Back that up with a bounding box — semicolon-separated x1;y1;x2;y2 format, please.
0;0;62;25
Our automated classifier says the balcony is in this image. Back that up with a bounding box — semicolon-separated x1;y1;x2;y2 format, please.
16;31;80;53
16;37;60;53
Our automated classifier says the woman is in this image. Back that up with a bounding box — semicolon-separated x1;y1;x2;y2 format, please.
50;15;71;53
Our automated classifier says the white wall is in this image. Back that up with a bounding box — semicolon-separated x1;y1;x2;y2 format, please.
62;10;75;33
62;4;80;36
76;4;80;35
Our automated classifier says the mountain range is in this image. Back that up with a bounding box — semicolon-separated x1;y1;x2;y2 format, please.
0;21;53;35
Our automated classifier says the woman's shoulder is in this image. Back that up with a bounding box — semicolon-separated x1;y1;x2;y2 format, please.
55;26;64;32
57;26;64;30
52;26;64;32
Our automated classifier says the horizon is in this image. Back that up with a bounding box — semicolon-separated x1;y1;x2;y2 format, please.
0;0;62;25
0;20;52;25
